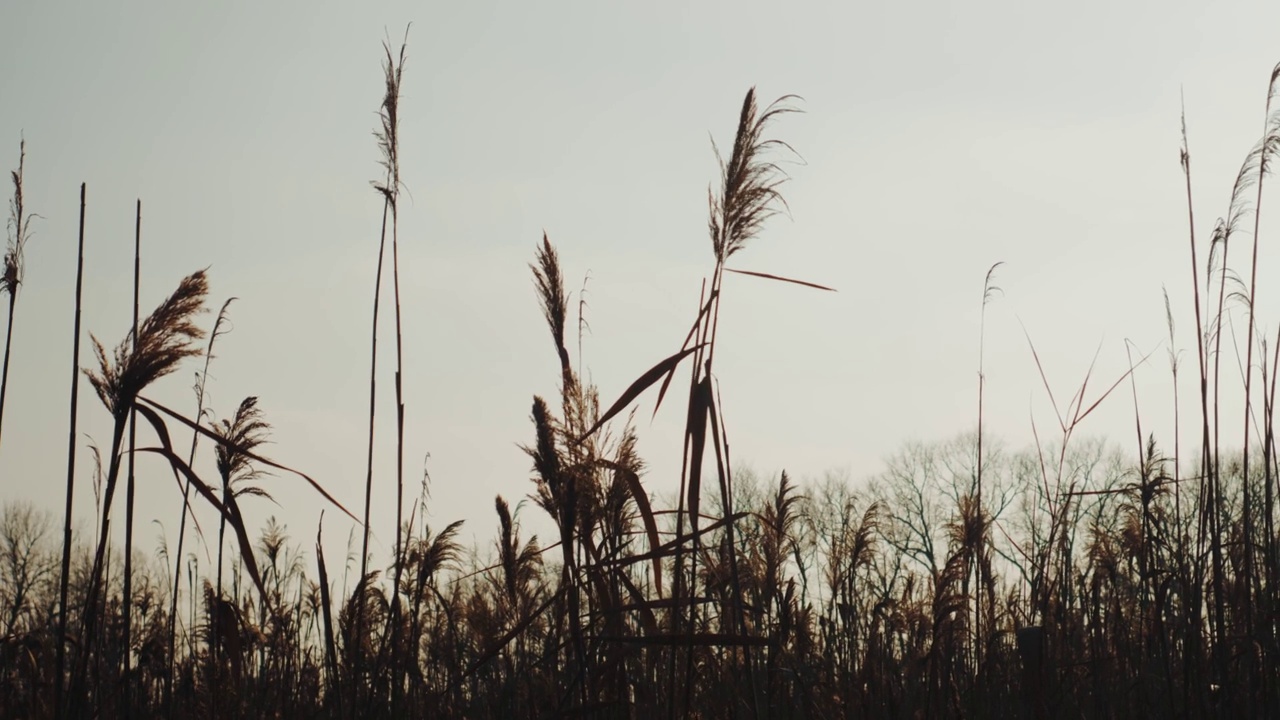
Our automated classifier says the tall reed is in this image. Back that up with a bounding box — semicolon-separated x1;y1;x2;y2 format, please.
1;138;34;453
371;30;411;716
1235;65;1279;659
579;87;823;717
72;269;208;715
54;182;87;720
974;261;1002;680
165;296;236;712
119;199;141;719
354;29;408;715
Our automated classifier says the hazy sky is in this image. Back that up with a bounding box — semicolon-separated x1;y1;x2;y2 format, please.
2;0;1279;571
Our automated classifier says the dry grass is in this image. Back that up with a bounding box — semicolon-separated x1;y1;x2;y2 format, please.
5;36;1280;720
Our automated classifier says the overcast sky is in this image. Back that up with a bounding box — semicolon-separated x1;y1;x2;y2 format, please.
2;0;1279;572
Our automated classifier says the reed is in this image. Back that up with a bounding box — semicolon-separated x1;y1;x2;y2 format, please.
1;138;35;454
53;182;86;720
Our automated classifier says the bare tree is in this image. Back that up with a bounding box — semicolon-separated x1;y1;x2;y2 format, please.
0;500;56;637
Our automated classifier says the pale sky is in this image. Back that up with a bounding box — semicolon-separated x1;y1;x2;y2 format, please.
2;0;1279;571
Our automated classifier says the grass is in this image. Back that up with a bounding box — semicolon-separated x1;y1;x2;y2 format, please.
3;33;1280;720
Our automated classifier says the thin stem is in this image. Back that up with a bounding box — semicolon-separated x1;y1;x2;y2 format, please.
120;199;141;720
0;294;15;450
0;138;29;456
54;183;86;720
355;157;392;720
390;198;407;715
1238;68;1275;652
71;413;128;719
1181;100;1216;694
166;298;229;712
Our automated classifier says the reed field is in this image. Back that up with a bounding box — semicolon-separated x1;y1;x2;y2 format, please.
3;22;1280;720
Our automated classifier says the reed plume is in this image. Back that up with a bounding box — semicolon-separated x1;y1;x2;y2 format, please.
212;396;273;599
85;270;208;419
709;90;800;262
0;138;35;452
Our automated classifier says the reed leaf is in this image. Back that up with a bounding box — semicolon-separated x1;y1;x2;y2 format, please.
138;395;359;523
578;344;705;442
724;267;836;292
